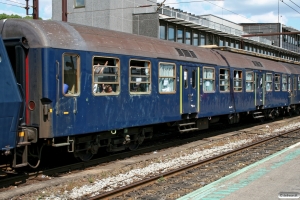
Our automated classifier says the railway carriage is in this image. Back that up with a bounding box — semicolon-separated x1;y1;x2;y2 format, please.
1;19;300;168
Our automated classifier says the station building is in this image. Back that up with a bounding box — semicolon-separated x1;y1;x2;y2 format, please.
52;0;300;61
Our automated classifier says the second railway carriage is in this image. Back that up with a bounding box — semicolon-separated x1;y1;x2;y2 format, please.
1;19;300;168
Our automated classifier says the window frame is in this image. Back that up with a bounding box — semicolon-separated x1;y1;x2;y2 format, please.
282;74;287;91
274;74;281;91
203;67;215;93
233;70;243;92
219;68;230;92
246;71;254;92
62;53;81;97
298;75;300;90
74;0;85;8
129;59;151;95
265;73;273;92
158;62;176;94
92;56;120;96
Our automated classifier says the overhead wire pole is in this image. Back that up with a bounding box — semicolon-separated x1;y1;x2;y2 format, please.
32;0;39;19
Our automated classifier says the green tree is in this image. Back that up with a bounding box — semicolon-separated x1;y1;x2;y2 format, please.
0;13;42;20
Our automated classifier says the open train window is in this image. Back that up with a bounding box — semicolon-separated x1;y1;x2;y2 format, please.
246;71;254;92
274;74;280;91
129;60;151;94
63;53;80;96
159;62;176;93
233;70;242;92
92;56;120;95
203;67;215;93
266;73;273;91
282;75;287;91
219;69;230;92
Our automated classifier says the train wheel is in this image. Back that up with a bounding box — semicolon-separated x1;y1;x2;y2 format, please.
75;151;93;162
128;142;139;151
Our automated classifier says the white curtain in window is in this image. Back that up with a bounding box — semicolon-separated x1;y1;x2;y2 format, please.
159;64;174;92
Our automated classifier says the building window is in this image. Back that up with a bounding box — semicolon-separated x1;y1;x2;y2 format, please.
200;33;205;46
185;31;191;45
92;56;120;95
159;24;166;40
193;32;199;46
274;74;280;91
130;60;151;94
220;69;230;92
159;63;176;93
63;53;80;96
282;75;287;91
168;26;175;41
74;0;85;8
266;73;273;91
177;29;183;43
203;67;215;92
234;70;242;92
219;38;224;47
246;71;254;92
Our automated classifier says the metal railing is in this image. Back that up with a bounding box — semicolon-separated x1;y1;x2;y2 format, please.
158;6;272;46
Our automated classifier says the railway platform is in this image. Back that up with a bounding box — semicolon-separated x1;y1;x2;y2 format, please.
178;142;300;200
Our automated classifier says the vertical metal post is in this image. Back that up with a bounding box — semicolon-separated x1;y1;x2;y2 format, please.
62;0;68;22
33;0;39;19
25;0;29;15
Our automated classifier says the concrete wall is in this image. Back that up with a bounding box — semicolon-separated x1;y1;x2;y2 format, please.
52;0;157;34
133;13;159;38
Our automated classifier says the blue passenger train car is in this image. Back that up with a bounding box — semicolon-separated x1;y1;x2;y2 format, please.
1;19;300;168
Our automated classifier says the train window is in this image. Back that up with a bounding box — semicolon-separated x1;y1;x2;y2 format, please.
203;67;215;92
288;77;291;91
92;56;120;95
282;75;287;91
130;60;151;94
159;63;176;93
266;73;273;91
184;69;188;89
74;0;85;8
219;69;230;92
274;74;281;91
63;54;80;96
233;70;242;92
246;71;254;92
192;70;196;88
298;76;300;90
293;77;297;91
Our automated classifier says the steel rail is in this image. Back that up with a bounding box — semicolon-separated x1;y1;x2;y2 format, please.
89;128;299;200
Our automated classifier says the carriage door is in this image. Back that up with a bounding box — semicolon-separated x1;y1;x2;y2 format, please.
181;65;199;114
255;71;265;107
55;53;80;133
290;75;297;104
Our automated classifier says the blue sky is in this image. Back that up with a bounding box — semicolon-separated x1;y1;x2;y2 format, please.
0;0;299;30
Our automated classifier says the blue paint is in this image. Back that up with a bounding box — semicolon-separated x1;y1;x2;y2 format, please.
178;145;300;200
0;36;22;150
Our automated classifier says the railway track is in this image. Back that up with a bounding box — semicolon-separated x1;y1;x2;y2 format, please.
1;116;299;199
0;117;256;189
88;126;300;199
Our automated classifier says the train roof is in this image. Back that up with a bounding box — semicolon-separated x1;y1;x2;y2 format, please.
0;19;299;74
0;19;226;66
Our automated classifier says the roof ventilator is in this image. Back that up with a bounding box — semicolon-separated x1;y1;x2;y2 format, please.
252;61;263;67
